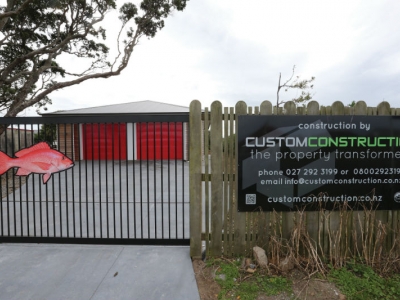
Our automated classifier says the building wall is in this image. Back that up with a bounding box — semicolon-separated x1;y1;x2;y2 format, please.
58;121;190;161
57;124;79;160
0;128;34;156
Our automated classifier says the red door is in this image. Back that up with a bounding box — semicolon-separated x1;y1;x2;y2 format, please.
83;124;127;160
137;122;183;160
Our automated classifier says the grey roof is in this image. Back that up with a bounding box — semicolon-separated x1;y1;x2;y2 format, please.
42;100;189;115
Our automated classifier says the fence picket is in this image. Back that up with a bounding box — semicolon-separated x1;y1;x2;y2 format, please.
305;101;321;255
227;107;235;256
257;101;273;252
377;102;391;253
204;107;210;256
234;101;248;255
210;101;223;256
281;101;297;243
223;107;229;253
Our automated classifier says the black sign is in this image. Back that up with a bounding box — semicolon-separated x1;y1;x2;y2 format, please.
237;115;400;212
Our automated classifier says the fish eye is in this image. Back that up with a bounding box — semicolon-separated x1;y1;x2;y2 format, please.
62;156;65;160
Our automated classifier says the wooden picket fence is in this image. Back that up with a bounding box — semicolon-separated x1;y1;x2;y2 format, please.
189;100;400;260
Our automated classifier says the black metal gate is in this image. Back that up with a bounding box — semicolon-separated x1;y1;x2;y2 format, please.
0;115;189;245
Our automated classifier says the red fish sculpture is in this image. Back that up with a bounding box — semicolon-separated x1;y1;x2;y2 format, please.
0;142;74;184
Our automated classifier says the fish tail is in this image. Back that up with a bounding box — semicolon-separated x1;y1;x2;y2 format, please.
0;151;13;175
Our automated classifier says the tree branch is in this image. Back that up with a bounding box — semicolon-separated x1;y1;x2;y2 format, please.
1;0;189;117
276;65;315;109
4;26;142;117
0;0;35;31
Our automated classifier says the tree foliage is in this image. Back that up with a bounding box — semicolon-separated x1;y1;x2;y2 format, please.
276;65;315;109
34;123;56;145
0;0;188;118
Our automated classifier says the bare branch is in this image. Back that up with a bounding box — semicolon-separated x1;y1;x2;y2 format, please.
276;65;315;109
281;65;296;89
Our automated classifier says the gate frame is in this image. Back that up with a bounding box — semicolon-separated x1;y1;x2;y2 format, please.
0;114;190;246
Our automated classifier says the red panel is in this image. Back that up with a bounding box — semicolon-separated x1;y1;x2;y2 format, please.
137;122;183;160
83;124;127;160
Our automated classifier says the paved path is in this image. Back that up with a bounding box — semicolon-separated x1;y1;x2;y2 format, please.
0;244;200;300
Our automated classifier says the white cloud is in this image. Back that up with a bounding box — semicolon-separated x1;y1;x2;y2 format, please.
27;0;400;115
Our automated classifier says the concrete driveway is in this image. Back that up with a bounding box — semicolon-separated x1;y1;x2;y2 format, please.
0;244;199;300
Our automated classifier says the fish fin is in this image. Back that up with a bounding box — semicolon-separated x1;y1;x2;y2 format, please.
15;142;51;157
32;162;52;171
0;151;13;175
15;168;32;176
42;173;51;184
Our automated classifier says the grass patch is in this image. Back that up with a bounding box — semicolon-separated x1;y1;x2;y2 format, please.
328;262;400;300
208;258;293;299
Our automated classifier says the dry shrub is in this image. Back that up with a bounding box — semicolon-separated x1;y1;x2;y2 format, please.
265;198;400;277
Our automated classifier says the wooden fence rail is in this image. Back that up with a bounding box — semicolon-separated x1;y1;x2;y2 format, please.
190;100;400;259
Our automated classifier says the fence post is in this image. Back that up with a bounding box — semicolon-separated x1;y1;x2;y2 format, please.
190;100;203;258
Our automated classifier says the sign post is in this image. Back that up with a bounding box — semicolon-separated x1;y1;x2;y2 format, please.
237;115;400;212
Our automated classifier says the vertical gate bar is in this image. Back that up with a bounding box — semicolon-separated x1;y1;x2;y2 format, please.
58;124;62;237
119;123;123;238
91;123;95;238
71;123;76;238
175;122;178;238
112;122;116;238
98;123;102;238
11;126;16;236
154;122;157;238
146;123;150;239
40;129;45;236
32;128;38;237
139;123;143;239
51;161;55;236
4;128;10;236
64;123;69;238
45;123;50;237
161;122;164;239
51;125;56;236
18;126;23;236
126;123;129;239
25;124;29;236
28;124;33;236
4;126;10;236
181;121;185;238
78;123;83;238
84;124;89;237
105;123;109;238
132;123;136;239
118;123;123;239
168;122;171;239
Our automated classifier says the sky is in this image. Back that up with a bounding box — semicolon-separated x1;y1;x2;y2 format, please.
21;0;400;115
